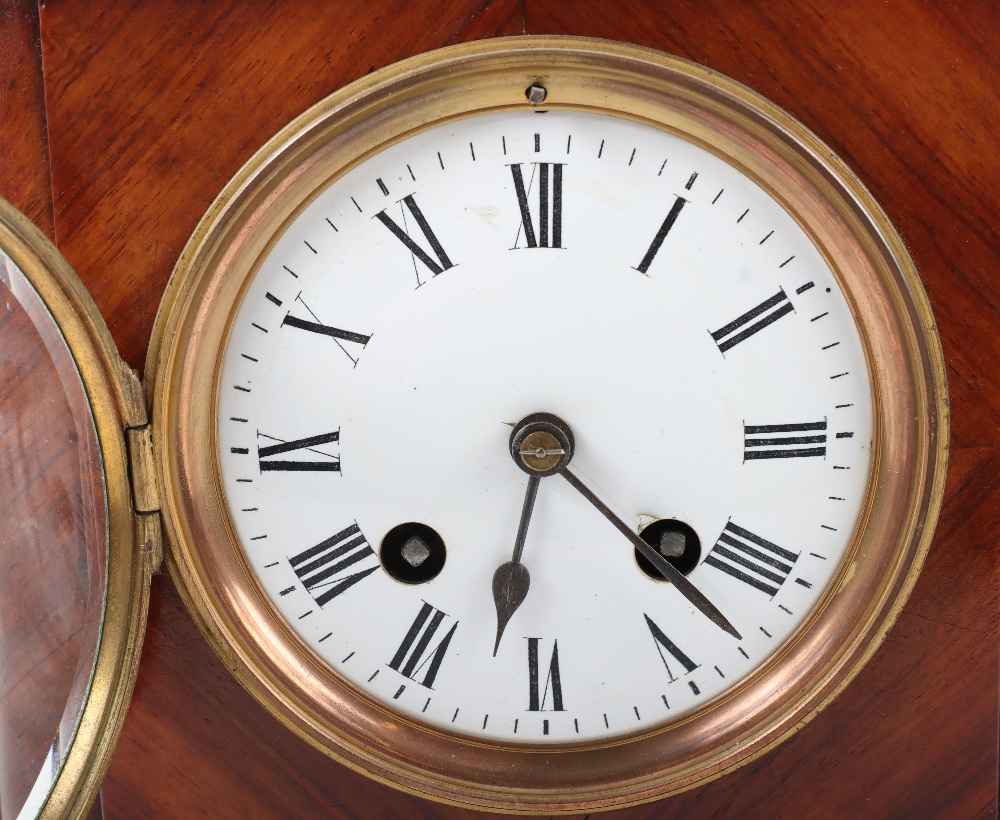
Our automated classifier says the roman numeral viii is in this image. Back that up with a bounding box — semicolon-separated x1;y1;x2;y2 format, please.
288;523;379;606
258;430;340;472
645;614;698;681
704;522;799;597
527;638;565;711
744;421;827;460
388;601;459;689
510;163;563;249
710;289;793;352
375;194;454;281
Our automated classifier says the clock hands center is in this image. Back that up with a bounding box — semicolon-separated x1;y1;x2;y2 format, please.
491;414;576;655
491;412;741;649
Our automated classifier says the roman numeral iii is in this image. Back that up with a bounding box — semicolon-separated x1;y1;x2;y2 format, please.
288;523;379;606
710;289;793;352
510;163;563;248
375;194;455;276
258;430;340;472
388;602;459;689
644;614;698;681
744;421;827;460
527;638;565;711
703;521;799;597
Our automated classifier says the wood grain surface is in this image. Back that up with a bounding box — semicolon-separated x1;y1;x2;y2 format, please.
1;0;997;816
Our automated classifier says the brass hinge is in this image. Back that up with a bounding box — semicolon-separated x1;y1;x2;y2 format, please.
122;364;164;575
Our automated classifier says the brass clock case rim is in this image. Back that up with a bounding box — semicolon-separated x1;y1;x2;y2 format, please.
0;199;155;819
147;36;948;812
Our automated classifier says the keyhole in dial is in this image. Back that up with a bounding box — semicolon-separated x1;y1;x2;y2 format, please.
380;522;447;584
635;519;702;580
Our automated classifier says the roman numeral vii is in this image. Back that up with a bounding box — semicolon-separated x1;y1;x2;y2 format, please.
388;602;459;689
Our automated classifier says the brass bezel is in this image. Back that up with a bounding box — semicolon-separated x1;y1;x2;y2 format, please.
147;37;948;812
0;199;154;819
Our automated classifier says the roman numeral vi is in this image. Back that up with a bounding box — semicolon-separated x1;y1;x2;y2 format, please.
527;638;565;711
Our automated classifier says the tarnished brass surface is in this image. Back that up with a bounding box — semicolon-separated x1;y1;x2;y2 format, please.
146;37;948;812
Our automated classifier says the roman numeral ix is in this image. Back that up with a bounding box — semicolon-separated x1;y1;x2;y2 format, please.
258;430;340;472
527;638;565;712
744;421;827;460
703;522;799;597
388;602;459;689
288;523;379;606
375;194;454;284
644;614;698;681
510;163;563;249
710;289;793;352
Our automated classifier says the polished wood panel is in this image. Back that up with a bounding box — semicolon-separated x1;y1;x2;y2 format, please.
4;0;996;816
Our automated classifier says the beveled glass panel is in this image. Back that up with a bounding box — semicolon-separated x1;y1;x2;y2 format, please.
0;249;107;819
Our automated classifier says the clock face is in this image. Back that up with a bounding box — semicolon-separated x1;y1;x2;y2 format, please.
215;109;873;744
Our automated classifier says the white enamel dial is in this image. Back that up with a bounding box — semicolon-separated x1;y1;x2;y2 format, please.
217;109;873;744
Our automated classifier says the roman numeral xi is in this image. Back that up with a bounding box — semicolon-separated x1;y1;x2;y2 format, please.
375;194;454;279
744;421;827;460
510;163;563;249
704;522;799;597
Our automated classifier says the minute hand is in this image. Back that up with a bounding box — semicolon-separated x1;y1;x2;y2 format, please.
560;468;742;640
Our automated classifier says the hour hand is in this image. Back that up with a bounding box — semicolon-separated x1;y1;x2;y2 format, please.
492;475;539;655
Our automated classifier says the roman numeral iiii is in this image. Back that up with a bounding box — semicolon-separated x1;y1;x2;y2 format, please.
703;522;799;597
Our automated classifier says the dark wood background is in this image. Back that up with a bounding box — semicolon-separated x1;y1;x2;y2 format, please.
2;1;997;817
